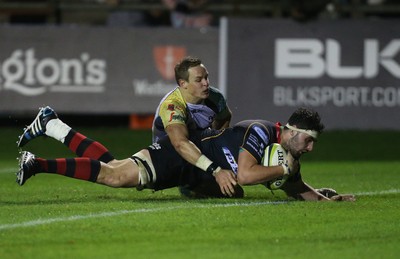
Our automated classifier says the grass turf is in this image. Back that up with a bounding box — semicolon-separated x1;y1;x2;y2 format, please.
0;127;399;258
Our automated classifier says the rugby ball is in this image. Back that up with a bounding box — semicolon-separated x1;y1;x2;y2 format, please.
262;143;289;190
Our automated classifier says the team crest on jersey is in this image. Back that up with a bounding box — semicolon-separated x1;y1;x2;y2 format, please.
153;46;186;80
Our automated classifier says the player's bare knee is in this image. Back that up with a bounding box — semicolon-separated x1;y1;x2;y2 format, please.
96;165;122;187
98;159;137;187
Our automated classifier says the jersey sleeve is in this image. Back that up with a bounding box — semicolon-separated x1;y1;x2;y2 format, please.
240;123;271;163
208;87;231;121
158;99;187;129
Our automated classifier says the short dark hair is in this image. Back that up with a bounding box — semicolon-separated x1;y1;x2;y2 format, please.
174;56;202;85
287;107;324;133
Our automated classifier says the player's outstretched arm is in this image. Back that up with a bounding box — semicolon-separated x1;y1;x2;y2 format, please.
282;180;329;201
282;180;356;202
329;194;356;201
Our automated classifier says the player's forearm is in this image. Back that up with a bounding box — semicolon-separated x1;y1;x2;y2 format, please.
173;139;203;165
167;125;221;175
238;165;284;185
166;124;203;165
174;140;224;176
293;181;328;201
298;191;330;201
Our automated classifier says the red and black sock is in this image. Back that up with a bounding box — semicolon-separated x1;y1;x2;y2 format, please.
36;157;101;182
63;129;114;163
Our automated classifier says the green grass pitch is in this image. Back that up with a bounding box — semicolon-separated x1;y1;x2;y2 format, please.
0;127;399;258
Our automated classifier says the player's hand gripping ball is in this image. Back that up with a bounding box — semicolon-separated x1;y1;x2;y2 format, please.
262;143;289;190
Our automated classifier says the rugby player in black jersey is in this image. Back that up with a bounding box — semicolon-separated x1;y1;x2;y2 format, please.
17;106;355;201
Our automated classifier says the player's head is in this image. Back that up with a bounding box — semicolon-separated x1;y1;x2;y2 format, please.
175;56;210;102
287;107;324;134
175;56;202;85
282;107;324;159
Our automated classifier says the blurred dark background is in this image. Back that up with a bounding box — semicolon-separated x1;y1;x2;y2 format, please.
1;0;399;129
0;0;399;27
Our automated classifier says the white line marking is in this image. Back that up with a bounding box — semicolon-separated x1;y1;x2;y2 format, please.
354;189;400;196
0;201;287;231
0;189;399;231
0;167;15;174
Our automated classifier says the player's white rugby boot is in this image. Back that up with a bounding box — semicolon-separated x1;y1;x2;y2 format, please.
16;151;38;186
17;106;58;147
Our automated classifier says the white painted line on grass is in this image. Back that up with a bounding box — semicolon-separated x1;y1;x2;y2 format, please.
0;167;15;174
354;189;400;196
0;201;286;231
0;189;399;231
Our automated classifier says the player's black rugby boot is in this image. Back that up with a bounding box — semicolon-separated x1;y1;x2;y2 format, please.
17;106;58;147
16;151;39;186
